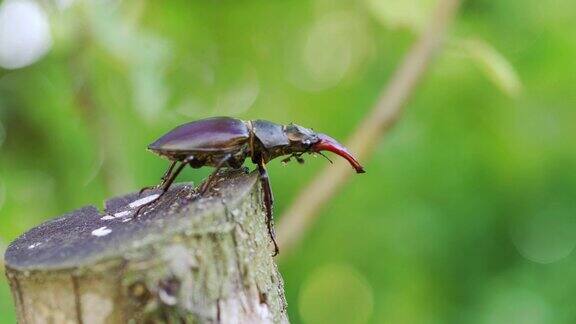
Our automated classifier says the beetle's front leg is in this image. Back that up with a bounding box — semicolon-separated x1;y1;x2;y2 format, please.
294;153;305;164
134;159;188;216
139;161;177;195
281;153;305;165
257;159;279;256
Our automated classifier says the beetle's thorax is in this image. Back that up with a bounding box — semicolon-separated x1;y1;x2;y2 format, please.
247;120;319;163
246;120;286;162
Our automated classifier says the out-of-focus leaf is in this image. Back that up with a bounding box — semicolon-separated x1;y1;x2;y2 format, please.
288;11;373;91
174;61;259;117
461;38;523;97
214;66;259;116
82;1;172;121
364;0;436;31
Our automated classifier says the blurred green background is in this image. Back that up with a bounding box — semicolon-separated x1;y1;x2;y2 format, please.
1;0;576;322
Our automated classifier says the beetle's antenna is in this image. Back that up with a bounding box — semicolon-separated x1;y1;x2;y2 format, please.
316;151;333;164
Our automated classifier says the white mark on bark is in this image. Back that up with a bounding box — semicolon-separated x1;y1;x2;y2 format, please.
92;226;112;237
101;210;131;221
113;210;131;218
129;194;160;208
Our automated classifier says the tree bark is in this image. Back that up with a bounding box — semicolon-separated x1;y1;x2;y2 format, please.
4;169;288;324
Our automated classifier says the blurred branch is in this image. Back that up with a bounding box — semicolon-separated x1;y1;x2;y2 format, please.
276;0;461;257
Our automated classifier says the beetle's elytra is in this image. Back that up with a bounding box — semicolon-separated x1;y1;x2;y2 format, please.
139;117;365;255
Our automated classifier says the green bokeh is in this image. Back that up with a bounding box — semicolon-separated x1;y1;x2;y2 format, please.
1;0;575;322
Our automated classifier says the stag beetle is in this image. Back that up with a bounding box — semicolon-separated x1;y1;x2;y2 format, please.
138;116;364;255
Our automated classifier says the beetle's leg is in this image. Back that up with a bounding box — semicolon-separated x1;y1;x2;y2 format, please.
281;153;305;165
138;185;155;196
295;155;305;164
158;161;188;193
134;161;188;216
198;154;231;195
257;159;279;256
160;161;177;182
138;161;177;195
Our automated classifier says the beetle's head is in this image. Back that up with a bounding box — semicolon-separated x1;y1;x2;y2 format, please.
285;124;319;149
285;124;365;173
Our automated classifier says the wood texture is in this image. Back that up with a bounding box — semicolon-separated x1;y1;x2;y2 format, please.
4;169;288;323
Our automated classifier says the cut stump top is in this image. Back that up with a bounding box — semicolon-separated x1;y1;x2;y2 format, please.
4;169;259;272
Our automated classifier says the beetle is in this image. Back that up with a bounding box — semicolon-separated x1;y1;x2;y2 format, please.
138;116;364;255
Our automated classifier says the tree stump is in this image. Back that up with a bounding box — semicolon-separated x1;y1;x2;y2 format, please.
3;169;288;323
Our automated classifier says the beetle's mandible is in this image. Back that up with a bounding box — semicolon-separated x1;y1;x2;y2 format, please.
138;117;365;256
